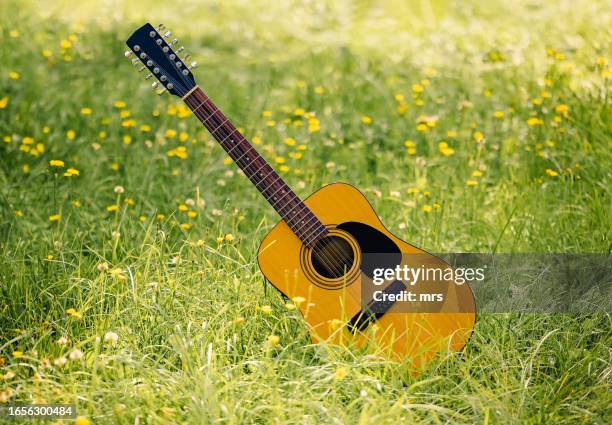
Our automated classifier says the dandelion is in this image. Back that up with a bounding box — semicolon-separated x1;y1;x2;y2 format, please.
0;96;8;109
114;100;126;108
259;305;273;315
546;169;558;177
48;214;61;222
474;131;485;142
49;159;65;167
527;117;544;126
422;204;433;213
438;142;455;157
12;351;23;359
9;71;20;80
74;417;91;425
106;204;119;213
110;268;127;281
266;120;276;127
64;168;79;177
224;233;234;242
57;336;68;345
284;137;296;146
66;130;76;140
233;317;245;326
361;115;372;125
196;239;205;248
412;83;423;93
104;331;119;344
466;179;478;187
447;130;457;138
66;308;82;318
69;349;83;361
494;111;504;118
334;367;349;380
80;107;92;115
97;262;109;272
472;170;483;177
267;335;280;347
554;104;569;116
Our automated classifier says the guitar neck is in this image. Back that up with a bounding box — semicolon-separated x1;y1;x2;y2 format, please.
183;86;326;246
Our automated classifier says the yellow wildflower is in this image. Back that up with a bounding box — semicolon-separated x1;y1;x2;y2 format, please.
494;111;504;118
412;83;423;93
12;351;23;359
466;179;478;187
554;104;569;116
66;130;76;140
259;305;273;315
0;96;8;109
474;131;484;142
106;205;119;212
9;71;20;80
114;101;126;108
64;168;79;177
421;205;432;213
267;335;280;346
80;107;92;115
361;115;372;125
546;169;558;177
48;214;61;222
334;367;348;380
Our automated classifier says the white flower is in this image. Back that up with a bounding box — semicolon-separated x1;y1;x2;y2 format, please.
53;357;67;366
111;231;121;239
104;331;119;344
56;336;68;345
97;262;109;272
113;185;125;194
68;349;83;360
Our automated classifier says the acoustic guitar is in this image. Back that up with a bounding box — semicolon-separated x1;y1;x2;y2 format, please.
126;23;476;365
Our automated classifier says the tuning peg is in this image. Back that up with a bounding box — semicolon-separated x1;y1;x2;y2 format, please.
183;54;191;62
124;50;133;58
176;46;185;53
138;66;146;72
131;58;140;66
163;31;172;38
157;24;166;31
156;88;167;95
145;73;153;80
152;81;159;89
169;38;178;46
189;61;197;69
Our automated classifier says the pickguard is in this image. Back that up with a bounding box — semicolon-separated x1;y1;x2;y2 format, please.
336;221;402;278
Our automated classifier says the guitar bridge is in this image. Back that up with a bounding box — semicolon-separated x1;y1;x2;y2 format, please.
347;280;407;332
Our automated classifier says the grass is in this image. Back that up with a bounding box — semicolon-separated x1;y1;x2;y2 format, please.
1;0;611;423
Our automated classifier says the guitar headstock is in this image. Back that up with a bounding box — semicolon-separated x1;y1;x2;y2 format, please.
125;23;197;97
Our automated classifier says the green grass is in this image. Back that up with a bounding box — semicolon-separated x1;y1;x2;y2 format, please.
1;0;611;423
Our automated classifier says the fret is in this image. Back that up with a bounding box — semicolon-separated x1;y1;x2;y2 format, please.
190;97;211;114
210;117;230;136
183;87;327;246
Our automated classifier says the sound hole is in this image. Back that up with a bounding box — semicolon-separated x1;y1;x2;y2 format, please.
311;236;355;279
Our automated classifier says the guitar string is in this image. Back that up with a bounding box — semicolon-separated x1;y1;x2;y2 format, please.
183;89;352;275
186;93;327;242
182;88;354;275
178;85;354;276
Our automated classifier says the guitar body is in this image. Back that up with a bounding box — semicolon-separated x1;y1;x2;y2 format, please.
258;183;476;364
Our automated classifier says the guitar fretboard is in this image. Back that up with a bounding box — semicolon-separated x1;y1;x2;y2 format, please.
183;87;327;247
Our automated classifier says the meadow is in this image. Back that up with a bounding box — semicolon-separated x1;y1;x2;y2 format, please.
1;0;611;423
